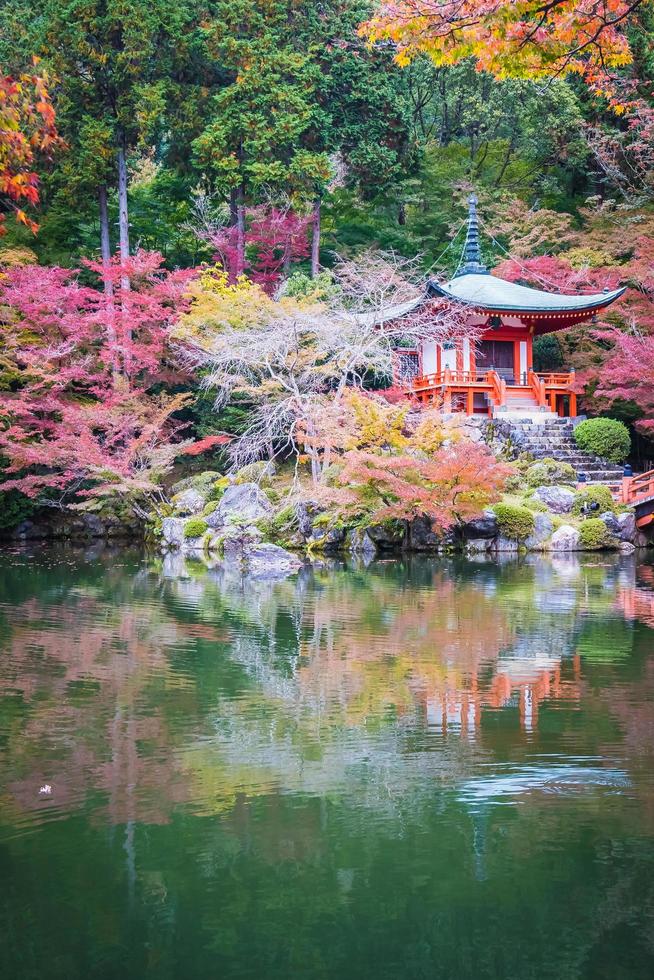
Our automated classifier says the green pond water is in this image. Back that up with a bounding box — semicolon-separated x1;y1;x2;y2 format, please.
2;547;654;980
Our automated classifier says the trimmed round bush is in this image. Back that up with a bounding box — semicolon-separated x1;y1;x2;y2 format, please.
492;503;535;541
525;458;577;487
574;418;630;463
184;518;209;539
578;518;616;550
572;485;615;516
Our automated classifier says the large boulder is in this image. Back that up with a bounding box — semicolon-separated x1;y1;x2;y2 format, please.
465;538;491;555
294;500;324;538
367;521;406;549
309;525;347;553
533;485;576;514
348;528;377;557
600;511;620;533
548;524;580;551
215;483;273;526
617;511;637;543
409;516;441;551
461;510;498;540
524;513;553;551
600;510;638;544
172;487;206;516
161;517;186;550
489;535;519;553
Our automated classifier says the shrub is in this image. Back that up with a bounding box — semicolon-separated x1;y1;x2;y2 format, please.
572;485;615;516
574;418;630;463
578;518;617;550
492;503;535;540
525;458;576;487
184;518;208;539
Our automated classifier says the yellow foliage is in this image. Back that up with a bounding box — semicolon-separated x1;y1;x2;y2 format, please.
0;246;38;268
177;264;322;342
412;410;463;455
344;391;408;451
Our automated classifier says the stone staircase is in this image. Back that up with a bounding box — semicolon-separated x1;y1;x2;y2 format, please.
504;418;624;485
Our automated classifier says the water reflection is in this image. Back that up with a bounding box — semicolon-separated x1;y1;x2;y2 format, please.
0;550;652;830
2;550;654;980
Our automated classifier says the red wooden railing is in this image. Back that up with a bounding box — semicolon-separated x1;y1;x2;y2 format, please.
527;369;547;408
408;368;576;415
622;470;654;504
488;370;506;407
535;371;575;387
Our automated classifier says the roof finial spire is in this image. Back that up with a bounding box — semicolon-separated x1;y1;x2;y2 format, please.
457;192;488;277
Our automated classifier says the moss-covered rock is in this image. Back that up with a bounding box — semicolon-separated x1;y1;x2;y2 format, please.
578;518;618;550
525;458;577;487
492;503;536;541
171;470;222;496
183;518;209;539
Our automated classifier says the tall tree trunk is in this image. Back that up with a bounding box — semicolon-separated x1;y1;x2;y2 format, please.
117;137;130;289
229;186;239;227
116;136;131;381
98;184;113;287
235;183;245;279
398;201;406;226
282;240;292;279
310;196;321;278
98;185;118;382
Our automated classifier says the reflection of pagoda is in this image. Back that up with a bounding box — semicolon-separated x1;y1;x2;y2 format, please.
392;195;625;418
423;649;582;737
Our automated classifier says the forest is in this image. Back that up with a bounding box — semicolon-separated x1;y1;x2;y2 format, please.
1;0;654;533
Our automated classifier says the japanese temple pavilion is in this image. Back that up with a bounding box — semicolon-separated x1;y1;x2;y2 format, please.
391;195;625;418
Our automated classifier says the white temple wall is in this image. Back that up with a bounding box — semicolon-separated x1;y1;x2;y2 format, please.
422;341;437;375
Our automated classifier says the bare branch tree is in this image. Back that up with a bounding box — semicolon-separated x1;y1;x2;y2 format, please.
176;251;480;482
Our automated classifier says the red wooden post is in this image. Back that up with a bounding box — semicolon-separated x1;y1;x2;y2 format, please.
569;392;577;417
466;389;474;415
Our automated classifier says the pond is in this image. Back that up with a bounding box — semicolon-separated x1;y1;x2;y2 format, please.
1;548;654;979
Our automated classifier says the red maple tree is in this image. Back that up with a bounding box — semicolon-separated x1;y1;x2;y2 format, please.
335;441;510;528
0;251;221;508
1;64;61;234
207;205;310;293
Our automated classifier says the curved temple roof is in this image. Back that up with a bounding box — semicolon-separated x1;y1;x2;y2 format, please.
430;272;626;314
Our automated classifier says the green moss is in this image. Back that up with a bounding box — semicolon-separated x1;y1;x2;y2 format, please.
525;457;577;487
256;504;299;543
171;470;222;496
574;418;630;463
208;476;231;501
572;485;615;516
521;496;549;513
202;501;219;517
492;503;536;541
578;518;617;550
183;518;209;539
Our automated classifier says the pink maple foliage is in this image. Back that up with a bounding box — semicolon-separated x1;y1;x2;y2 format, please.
0;251;206;506
494;245;654;430
207;205;310;293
